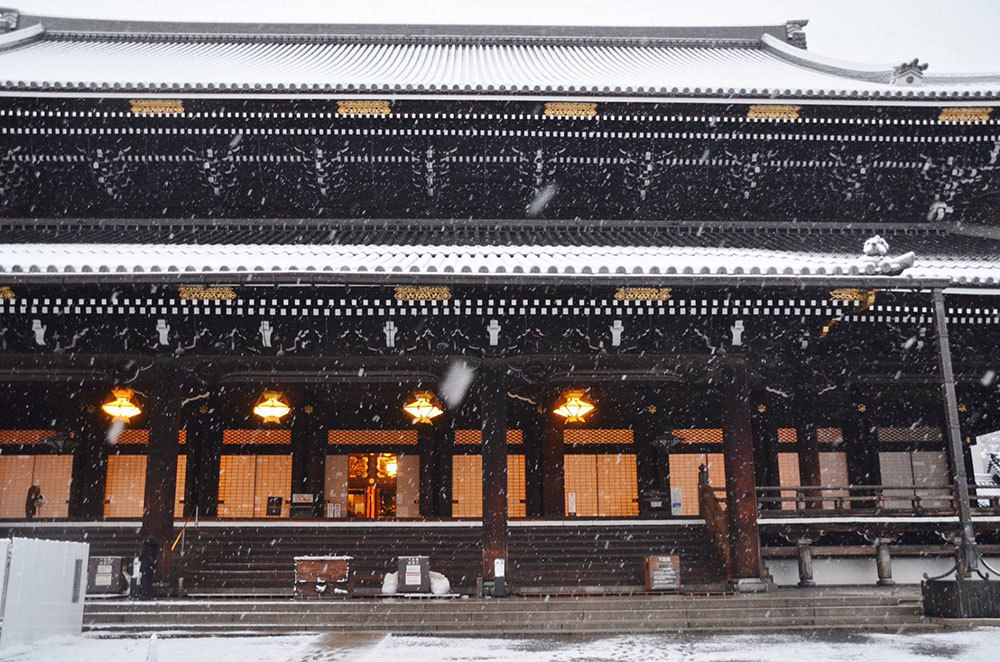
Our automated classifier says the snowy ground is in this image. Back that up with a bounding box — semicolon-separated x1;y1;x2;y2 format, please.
1;629;998;662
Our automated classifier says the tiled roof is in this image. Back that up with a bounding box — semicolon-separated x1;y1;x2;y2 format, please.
0;16;996;100
0;239;994;285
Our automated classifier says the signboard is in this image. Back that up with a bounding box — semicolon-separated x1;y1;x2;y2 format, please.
494;558;506;578
645;555;681;590
396;555;430;593
567;492;577;516
670;487;684;516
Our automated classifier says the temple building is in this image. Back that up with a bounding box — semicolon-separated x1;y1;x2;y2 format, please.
0;9;998;597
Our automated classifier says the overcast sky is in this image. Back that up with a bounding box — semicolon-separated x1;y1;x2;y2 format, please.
14;0;1000;72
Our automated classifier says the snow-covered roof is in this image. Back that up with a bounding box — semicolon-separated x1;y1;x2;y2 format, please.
0;241;996;285
0;13;996;100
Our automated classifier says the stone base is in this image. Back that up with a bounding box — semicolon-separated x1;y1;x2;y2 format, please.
735;578;769;593
922;580;1000;618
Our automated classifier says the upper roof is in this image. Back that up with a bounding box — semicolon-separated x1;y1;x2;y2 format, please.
0;10;997;101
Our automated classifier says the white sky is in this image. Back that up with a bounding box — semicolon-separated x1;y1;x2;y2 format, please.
12;0;1000;73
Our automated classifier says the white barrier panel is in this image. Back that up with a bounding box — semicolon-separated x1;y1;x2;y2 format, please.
0;537;89;649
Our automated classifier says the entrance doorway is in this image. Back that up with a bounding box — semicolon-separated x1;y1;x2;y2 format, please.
347;453;398;518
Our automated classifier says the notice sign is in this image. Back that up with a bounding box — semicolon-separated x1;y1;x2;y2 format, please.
645;555;681;590
405;563;422;585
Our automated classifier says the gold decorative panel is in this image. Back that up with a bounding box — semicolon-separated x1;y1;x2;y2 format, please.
614;287;672;301
543;102;598;117
393;286;451;301
0;286;14;299
337;100;391;116
747;105;800;120
938;107;992;122
129;99;184;115
178;286;237;301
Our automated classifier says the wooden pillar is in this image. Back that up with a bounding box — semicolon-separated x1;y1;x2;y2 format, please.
417;423;438;518
521;408;544;518
794;388;822;510
187;391;223;518
634;421;660;517
751;401;779;501
68;385;108;519
541;401;565;518
141;362;182;588
844;399;880;509
433;417;454;517
480;362;508;584
721;358;764;588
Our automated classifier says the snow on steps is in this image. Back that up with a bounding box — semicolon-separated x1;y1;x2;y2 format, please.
83;590;934;637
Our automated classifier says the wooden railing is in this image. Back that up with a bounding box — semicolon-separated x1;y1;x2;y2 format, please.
698;473;731;581
757;484;1000;516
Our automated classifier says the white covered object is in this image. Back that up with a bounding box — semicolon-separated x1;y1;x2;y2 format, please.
429;571;451;596
381;571;398;595
0;537;89;649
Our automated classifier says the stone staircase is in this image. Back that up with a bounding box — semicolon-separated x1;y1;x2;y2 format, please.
83;589;933;636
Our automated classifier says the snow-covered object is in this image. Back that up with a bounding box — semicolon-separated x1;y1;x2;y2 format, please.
429;571;451;596
381;571;398;595
145;635;159;662
863;235;889;256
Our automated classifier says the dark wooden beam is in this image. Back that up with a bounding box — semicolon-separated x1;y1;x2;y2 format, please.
541;407;565;519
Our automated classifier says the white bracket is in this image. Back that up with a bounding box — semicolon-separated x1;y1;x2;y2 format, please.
31;319;46;346
487;320;501;346
731;320;745;346
384;321;398;348
611;320;624;347
156;319;170;346
260;321;273;348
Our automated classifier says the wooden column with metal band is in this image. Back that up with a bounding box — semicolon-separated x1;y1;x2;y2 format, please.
794;388;822;510
140;361;182;590
480;361;509;591
541;397;565;518
720;357;765;590
68;385;110;519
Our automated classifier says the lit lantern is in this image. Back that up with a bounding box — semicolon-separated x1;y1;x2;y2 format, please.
253;390;291;423
385;458;398;477
553;390;594;423
403;391;443;424
101;388;142;422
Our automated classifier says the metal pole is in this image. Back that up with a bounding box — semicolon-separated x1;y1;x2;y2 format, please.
931;288;978;576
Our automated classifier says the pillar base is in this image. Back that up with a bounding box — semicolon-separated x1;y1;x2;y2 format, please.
877;578;896;587
797;579;816;588
734;578;769;593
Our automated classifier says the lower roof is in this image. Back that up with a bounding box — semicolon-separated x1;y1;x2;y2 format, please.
0;223;995;286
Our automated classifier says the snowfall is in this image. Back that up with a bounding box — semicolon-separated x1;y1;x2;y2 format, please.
2;629;1000;662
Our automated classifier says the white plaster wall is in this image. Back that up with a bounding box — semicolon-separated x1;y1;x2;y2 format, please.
0;537;89;649
765;556;1000;586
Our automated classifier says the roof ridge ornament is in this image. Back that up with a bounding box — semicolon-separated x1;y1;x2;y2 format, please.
859;235;915;276
784;20;808;50
0;8;17;33
892;58;929;86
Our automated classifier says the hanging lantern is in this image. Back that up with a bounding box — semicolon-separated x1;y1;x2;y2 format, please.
403;391;443;424
101;388;142;422
253;390;291;423
553;390;594;423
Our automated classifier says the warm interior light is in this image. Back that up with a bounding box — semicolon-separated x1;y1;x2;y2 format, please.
253;390;291;423
403;391;443;424
553;390;595;423
101;388;142;422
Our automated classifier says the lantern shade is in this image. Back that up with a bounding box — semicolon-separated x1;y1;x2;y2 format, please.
553;390;594;423
101;388;141;422
254;390;291;423
403;391;443;424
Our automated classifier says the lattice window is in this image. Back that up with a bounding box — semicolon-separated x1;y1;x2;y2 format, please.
174;455;187;519
564;429;633;445
115;429;149;445
179;430;187;445
0;455;71;518
104;455;147;518
454;429;523;445
564;453;638;517
818;428;843;444
777;428;797;443
217;454;292;518
328;429;418;446
0;430;52;445
877;427;943;444
819;452;850;510
777;452;801;511
879;450;950;510
673;429;723;444
224;429;292;445
450;455;526;518
669;453;725;516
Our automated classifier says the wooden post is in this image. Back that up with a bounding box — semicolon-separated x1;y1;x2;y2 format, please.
843;399;880;510
433;416;454;517
721;358;765;590
751;401;778;507
68;386;109;519
634;420;660;517
796;539;815;587
480;362;508;587
541;402;565;518
187;391;223;518
795;391;822;510
521;408;544;518
875;539;895;586
417;423;438;517
141;362;182;590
